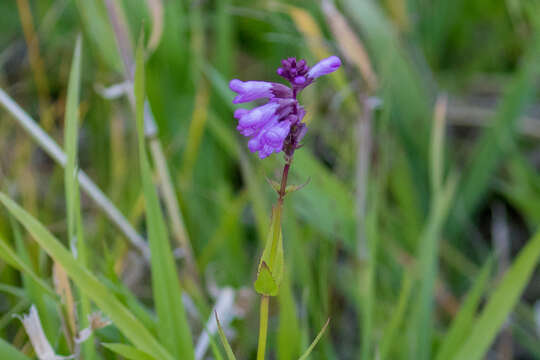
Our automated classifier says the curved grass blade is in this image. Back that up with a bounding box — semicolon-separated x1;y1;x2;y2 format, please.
0;193;174;360
298;319;330;360
434;257;493;360
452;230;540;360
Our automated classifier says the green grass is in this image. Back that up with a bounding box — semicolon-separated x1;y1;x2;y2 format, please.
0;0;540;359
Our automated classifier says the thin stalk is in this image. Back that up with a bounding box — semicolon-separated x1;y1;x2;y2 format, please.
257;157;292;360
257;295;270;360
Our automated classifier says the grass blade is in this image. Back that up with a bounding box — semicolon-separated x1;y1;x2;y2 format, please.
379;271;413;360
63;36;97;360
452;230;540;360
215;312;237;360
0;234;54;297
103;343;156;360
0;338;31;360
0;193;174;360
412;174;458;360
64;36;82;252
435;257;493;360
74;0;122;71
298;318;330;360
134;34;195;359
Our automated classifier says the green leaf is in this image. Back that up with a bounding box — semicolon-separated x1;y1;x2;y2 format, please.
254;262;278;296
411;173;458;360
134;34;195;359
0;338;31;360
74;0;122;71
0;234;55;298
215;312;237;360
452;230;540;360
63;36;97;360
0;193;174;360
64;35;82;252
435;257;493;360
298;319;330;360
379;271;413;360
10;218;58;343
254;206;284;296
103;343;156;360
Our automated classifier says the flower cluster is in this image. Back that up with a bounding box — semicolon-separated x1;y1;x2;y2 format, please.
230;56;342;159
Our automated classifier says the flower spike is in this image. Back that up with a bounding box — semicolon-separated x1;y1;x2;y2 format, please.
230;56;342;159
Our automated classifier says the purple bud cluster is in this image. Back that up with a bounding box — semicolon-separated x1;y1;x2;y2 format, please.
230;56;341;159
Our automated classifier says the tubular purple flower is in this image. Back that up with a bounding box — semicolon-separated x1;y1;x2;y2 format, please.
246;117;292;159
231;55;341;158
229;79;292;104
234;108;249;119
307;56;342;80
263;120;291;148
237;102;280;128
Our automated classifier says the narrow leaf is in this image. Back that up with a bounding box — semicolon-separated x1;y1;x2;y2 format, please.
63;36;97;360
254;206;284;296
215;312;237;360
134;33;194;359
435;257;493;360
0;234;55;297
0;193;174;360
298;319;330;360
452;231;540;360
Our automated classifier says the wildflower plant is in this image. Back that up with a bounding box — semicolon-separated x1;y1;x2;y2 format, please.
228;56;341;359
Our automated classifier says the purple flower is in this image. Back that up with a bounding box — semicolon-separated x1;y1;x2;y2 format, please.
229;80;292;104
248;118;292;159
307;56;342;80
230;56;341;159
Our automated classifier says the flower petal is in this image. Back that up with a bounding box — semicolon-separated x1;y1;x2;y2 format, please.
262;120;291;148
237;102;279;129
307;56;342;80
229;80;292;103
229;80;273;103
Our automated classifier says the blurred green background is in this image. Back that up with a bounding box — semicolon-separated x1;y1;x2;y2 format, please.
0;0;540;359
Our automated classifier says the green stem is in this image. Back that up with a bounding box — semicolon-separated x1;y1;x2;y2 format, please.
256;157;293;360
257;295;270;360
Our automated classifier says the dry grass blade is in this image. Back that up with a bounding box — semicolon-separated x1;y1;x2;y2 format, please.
15;0;53;130
321;0;378;91
53;263;77;350
16;306;65;360
146;0;164;54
